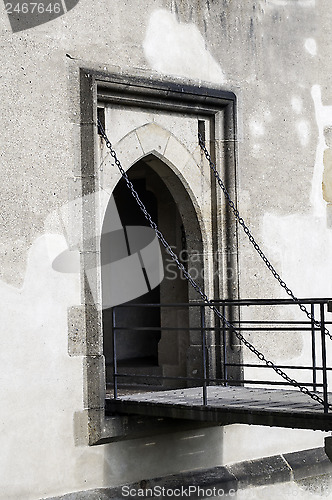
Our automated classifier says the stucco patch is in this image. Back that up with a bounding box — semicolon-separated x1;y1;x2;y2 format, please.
296;120;310;146
311;85;332;216
249;118;265;137
143;9;226;84
304;38;317;56
291;96;303;114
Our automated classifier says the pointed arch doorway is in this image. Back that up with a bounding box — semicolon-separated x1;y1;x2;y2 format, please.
102;153;204;388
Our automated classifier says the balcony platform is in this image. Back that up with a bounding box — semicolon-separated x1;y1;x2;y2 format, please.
106;386;332;431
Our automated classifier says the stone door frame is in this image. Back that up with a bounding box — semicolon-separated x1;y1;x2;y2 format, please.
73;68;239;444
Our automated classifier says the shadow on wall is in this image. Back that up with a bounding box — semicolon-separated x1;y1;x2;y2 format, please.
102;426;224;487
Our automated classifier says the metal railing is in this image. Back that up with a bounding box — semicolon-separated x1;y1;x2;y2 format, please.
108;298;332;412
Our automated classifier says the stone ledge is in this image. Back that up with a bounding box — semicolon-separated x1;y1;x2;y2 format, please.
284;446;332;481
228;454;290;489
43;446;332;499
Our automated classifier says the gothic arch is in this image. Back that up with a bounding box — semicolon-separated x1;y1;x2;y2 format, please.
101;148;205;386
99;123;207;247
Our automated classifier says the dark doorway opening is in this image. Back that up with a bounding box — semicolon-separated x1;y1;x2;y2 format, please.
109;176;161;367
102;154;204;387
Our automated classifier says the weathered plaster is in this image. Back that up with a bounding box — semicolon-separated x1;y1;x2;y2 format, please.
311;85;332;217
260;84;332;316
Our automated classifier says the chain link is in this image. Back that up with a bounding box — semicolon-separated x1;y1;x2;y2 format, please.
198;134;332;343
98;120;331;410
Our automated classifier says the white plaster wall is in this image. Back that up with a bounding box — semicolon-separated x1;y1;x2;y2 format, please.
223;424;328;465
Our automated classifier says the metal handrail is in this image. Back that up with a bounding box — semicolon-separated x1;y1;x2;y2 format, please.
108;298;332;412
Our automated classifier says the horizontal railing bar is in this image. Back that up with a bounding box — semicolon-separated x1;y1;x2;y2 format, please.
227;322;332;326
226;326;331;329
222;327;320;331
227;321;332;325
106;360;332;372
112;319;324;330
113;373;213;383
222;380;323;387
224;363;332;371
212;298;332;306
111;372;323;388
113;298;332;308
113;326;214;331
112;326;322;332
114;303;204;308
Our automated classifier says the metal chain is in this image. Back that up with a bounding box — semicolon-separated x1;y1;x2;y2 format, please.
98;120;331;410
198;134;332;342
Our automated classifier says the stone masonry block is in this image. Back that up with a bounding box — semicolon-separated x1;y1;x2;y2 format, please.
68;305;102;356
83;356;105;410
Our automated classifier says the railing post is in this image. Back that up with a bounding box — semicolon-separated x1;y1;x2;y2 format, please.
311;303;317;391
320;303;328;413
112;307;118;400
200;305;208;406
222;303;228;386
